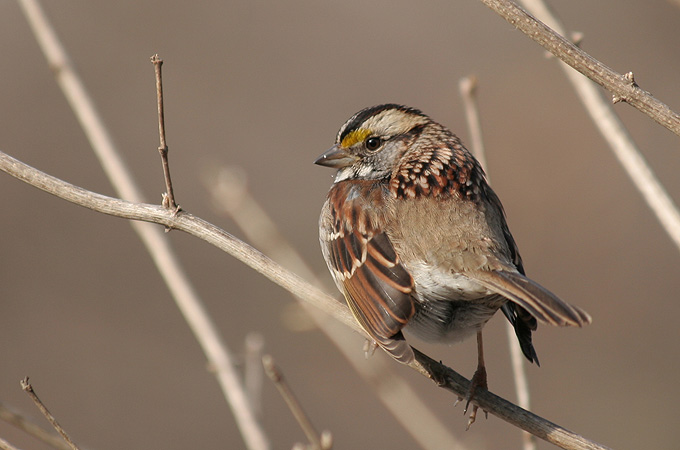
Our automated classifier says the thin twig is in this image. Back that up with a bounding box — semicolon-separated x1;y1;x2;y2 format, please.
151;54;177;210
0;437;23;450
0;401;71;450
510;0;680;253
459;75;536;450
244;332;265;419
20;378;80;450
458;76;487;169
17;2;268;449
0;149;610;450
262;355;331;450
203;166;466;450
477;0;680;136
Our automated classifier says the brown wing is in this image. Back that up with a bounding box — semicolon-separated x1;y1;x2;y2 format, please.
321;181;416;363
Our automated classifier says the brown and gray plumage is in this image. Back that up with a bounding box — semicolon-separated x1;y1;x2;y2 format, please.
315;104;590;409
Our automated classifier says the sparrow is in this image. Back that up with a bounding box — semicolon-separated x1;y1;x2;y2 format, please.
315;104;590;421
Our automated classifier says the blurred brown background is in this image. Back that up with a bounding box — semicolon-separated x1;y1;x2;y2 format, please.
1;1;679;449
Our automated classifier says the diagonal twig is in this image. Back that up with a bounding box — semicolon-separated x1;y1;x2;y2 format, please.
20;378;80;450
477;0;680;137
262;355;332;450
459;76;487;170
0;437;23;450
508;0;680;254
244;332;265;419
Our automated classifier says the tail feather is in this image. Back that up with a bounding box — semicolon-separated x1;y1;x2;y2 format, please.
379;331;415;364
501;303;540;365
471;270;591;327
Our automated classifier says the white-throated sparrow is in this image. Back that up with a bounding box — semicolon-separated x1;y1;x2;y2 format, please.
315;104;591;417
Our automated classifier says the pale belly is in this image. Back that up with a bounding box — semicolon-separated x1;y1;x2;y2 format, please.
404;266;507;343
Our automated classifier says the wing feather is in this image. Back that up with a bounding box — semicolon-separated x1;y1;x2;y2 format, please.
321;181;416;363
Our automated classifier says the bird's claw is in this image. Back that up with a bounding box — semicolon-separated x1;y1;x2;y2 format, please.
465;404;488;430
463;365;488;429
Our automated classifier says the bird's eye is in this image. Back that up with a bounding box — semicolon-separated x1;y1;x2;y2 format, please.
365;137;382;151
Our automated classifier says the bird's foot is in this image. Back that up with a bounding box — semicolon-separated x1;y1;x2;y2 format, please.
464;365;488;429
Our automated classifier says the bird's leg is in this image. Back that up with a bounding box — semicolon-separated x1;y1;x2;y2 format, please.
465;330;488;428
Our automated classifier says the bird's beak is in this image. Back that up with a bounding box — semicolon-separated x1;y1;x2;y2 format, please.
314;145;359;168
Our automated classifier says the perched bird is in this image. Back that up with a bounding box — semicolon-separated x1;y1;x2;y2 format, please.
315;104;591;418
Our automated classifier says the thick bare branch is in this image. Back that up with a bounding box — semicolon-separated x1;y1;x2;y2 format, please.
510;0;680;253
478;0;680;136
0;149;356;330
414;351;610;450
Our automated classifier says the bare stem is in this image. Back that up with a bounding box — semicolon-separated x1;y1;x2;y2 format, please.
477;0;680;136
151;54;177;210
0;149;610;450
262;355;331;450
458;75;487;169
20;378;80;450
0;437;22;450
244;332;265;419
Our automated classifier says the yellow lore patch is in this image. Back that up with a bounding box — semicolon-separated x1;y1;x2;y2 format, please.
340;128;371;149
